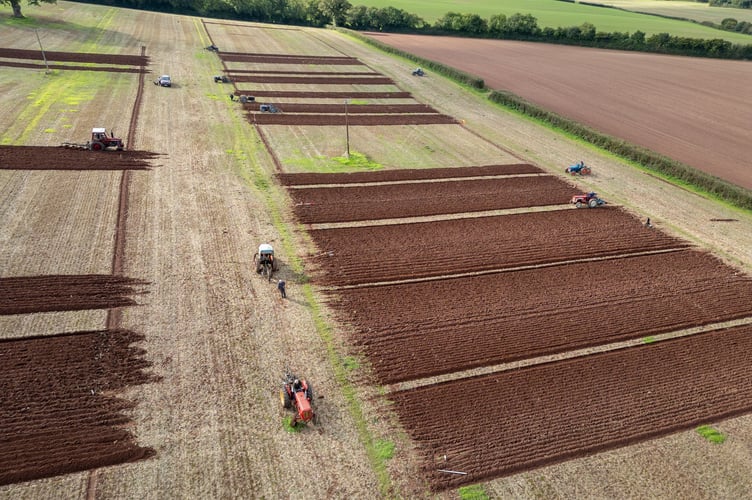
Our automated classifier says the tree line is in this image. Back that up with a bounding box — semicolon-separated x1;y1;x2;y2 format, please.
18;0;752;59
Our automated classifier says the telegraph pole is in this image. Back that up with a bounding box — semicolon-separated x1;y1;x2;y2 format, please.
344;99;350;158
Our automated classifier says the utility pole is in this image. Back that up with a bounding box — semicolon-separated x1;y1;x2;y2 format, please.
344;99;350;158
35;29;50;74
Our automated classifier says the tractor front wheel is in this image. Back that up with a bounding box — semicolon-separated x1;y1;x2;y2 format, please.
575;201;583;209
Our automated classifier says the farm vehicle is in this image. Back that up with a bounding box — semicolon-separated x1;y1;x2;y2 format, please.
571;192;606;209
61;128;124;151
412;67;425;76
253;243;279;282
565;161;591;176
280;370;315;427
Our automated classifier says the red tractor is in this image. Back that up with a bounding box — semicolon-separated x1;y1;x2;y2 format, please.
571;192;606;209
89;128;124;151
61;128;124;151
280;371;315;427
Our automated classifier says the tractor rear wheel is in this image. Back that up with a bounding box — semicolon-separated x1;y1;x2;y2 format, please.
588;198;598;208
281;388;292;409
90;142;104;151
264;262;273;282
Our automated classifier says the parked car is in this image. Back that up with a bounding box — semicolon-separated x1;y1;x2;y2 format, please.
154;75;171;87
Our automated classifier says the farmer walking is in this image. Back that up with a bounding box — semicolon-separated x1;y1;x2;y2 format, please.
277;279;286;299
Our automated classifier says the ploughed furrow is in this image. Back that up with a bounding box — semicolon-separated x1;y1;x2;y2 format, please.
245;103;438;114
0;275;148;315
252;113;457;126
290;176;578;223
0;48;149;66
0;146;159;170
219;52;361;65
390;324;752;490
326;249;752;384
278;164;542;185
240;91;412;99
0;329;157;486
233;75;394;84
307;207;687;285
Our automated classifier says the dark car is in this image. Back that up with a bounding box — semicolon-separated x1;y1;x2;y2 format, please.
154;75;171;87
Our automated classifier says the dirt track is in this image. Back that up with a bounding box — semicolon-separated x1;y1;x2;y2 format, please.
365;33;752;190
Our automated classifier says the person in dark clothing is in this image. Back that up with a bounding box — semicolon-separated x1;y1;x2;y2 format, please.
277;279;286;298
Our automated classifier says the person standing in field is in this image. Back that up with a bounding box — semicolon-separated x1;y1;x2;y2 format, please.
277;279;286;299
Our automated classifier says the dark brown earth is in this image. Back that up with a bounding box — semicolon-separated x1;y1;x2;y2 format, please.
0;48;149;66
288;175;579;223
364;33;752;190
231;75;394;84
0;61;145;73
326;249;752;384
392;324;752;490
245;103;437;114
306;207;690;285
0;146;159;170
237;91;412;99
277;164;542;185
250;113;457;126
0;275;148;315
0;329;157;486
219;52;360;65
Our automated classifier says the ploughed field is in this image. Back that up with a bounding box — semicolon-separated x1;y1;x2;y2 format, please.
284;165;752;490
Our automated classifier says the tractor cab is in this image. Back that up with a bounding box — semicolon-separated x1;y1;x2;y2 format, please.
257;244;274;264
90;127;124;151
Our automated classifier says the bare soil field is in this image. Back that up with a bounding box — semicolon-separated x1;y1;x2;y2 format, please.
365;33;752;190
3;3;752;499
289;175;579;223
393;324;752;491
252;112;457;126
325;249;752;384
305;207;689;285
0;146;158;170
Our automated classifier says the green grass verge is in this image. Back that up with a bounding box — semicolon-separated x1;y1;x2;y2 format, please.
642;336;656;344
374;439;396;461
459;484;490;500
696;425;726;444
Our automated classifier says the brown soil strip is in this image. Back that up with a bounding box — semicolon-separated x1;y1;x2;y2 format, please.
0;329;158;486
391;324;752;490
0;275;148;315
219;52;361;65
251;113;456;126
0;146;159;170
277;164;542;185
0;48;149;66
232;75;393;84
289;176;579;223
0;61;145;73
306;207;690;286
228;70;381;76
326;249;752;385
238;90;412;99
245;103;437;114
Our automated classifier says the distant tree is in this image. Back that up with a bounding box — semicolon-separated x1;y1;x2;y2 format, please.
4;0;56;18
318;0;350;26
